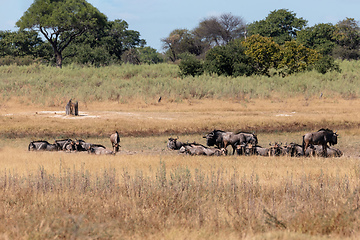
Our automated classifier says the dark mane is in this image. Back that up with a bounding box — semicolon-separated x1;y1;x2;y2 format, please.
213;129;225;133
317;128;333;132
235;131;255;135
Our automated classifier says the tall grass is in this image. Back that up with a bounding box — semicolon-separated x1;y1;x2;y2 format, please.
1;161;360;239
0;61;359;106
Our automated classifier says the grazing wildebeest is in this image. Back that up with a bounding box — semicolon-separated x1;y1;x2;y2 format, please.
223;131;258;154
110;131;120;153
28;140;58;151
167;137;185;150
179;143;226;156
302;129;338;157
65;99;78;116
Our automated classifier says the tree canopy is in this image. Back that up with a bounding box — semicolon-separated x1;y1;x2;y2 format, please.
16;0;107;68
247;9;307;45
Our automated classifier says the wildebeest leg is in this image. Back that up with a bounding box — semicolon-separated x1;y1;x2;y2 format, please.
65;102;71;115
302;137;310;156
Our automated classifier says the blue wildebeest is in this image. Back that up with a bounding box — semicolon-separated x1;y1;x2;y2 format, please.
55;139;75;151
305;144;343;158
223;131;258;154
28;140;58;151
88;145;114;155
65;99;78;116
75;139;106;152
110;131;120;153
179;143;227;156
167;137;186;150
287;142;304;157
204;130;258;155
302;128;338;157
203;130;230;149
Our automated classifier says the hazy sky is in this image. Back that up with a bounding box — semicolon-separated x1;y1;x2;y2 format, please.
1;0;359;51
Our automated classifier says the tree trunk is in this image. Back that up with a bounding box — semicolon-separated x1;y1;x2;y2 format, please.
54;49;63;68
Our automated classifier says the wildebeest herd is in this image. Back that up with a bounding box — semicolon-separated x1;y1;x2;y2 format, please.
28;131;121;155
28;128;342;158
168;128;343;158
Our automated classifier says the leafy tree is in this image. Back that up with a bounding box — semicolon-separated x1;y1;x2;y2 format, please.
278;41;320;75
297;23;337;55
194;13;246;46
247;9;307;45
137;47;164;64
242;35;280;76
63;19;145;65
162;29;202;62
204;39;254;77
16;0;107;68
0;30;48;58
105;20;146;60
332;18;360;60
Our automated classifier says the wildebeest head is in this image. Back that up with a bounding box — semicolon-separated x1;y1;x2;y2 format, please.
203;130;225;147
167;137;183;150
326;130;338;146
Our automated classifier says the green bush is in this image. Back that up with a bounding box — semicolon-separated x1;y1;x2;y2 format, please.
178;54;204;77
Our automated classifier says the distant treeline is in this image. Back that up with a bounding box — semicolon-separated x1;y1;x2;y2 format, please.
1;4;359;77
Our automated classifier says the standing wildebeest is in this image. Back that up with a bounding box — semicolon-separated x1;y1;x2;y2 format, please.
28;140;58;151
110;131;120;153
302;128;338;157
65;99;78;116
204;130;258;155
167;137;185;150
223;131;258;154
203;130;229;149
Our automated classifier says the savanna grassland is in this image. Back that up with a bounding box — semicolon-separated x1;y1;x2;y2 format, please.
1;62;360;239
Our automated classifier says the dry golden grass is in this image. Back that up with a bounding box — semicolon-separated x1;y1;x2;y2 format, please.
1;96;360;138
1;97;360;239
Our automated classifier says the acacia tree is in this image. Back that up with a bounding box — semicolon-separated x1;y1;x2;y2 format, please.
16;0;107;68
194;13;246;46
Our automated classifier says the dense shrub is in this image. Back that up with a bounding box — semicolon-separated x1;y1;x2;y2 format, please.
178;54;204;77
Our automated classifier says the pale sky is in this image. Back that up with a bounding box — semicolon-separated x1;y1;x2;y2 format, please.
1;0;359;51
